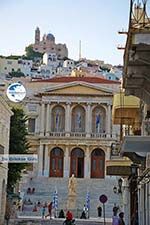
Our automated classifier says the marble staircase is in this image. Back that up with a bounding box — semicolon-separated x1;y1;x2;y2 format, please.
19;176;122;218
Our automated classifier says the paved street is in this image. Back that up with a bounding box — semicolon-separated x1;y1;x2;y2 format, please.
11;217;112;225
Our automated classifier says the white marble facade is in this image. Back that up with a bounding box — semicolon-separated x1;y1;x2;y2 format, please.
25;82;119;179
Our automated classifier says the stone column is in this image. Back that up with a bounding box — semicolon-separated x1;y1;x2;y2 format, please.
40;103;45;136
38;144;43;176
122;178;130;225
107;104;111;137
86;103;91;137
46;103;50;136
64;146;70;177
65;102;71;135
35;104;41;134
84;146;90;178
44;145;49;177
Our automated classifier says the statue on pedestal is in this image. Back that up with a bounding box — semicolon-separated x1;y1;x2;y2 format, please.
67;174;77;209
68;174;77;196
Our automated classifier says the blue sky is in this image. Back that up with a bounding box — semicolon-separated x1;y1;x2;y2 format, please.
0;0;130;65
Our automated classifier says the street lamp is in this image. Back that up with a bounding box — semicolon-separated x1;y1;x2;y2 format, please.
130;164;138;176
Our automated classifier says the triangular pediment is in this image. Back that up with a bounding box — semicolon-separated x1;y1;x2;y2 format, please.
38;81;113;96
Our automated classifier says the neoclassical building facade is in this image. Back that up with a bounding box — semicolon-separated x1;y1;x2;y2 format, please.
24;77;120;179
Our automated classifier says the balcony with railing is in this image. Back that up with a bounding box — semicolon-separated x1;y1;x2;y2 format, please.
44;131;118;139
106;93;141;175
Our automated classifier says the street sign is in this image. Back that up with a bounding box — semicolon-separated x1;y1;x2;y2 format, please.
99;194;108;225
99;194;108;204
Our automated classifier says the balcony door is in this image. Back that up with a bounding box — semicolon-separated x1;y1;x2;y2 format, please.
70;148;84;178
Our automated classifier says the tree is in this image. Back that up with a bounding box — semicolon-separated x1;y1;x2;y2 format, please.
7;108;29;192
6;55;22;60
25;44;43;61
9;71;25;78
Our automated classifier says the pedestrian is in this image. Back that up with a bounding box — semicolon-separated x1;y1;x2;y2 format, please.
32;187;35;194
113;203;119;216
80;210;86;219
112;215;119;225
66;210;73;221
118;212;125;225
41;205;46;219
32;202;37;212
37;200;41;207
97;205;102;217
58;209;65;218
45;201;53;219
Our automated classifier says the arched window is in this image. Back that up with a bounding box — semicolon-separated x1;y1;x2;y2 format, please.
92;106;106;133
91;149;105;178
71;106;85;132
51;105;65;132
50;147;64;177
70;148;84;178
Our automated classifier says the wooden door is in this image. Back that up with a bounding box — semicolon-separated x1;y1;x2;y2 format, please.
70;148;84;178
91;149;105;178
50;148;63;177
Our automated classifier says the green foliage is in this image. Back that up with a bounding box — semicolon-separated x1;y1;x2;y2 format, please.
100;66;110;72
9;71;25;77
7;108;29;192
6;55;22;60
25;44;43;60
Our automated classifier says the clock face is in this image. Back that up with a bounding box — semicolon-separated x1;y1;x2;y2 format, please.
6;83;26;103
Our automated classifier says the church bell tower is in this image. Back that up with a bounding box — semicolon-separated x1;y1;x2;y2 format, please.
35;27;40;44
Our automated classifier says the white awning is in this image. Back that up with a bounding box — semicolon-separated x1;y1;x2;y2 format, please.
121;136;150;156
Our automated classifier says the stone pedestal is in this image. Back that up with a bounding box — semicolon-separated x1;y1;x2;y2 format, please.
67;194;77;210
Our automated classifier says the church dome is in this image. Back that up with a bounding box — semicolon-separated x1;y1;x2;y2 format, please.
46;33;55;41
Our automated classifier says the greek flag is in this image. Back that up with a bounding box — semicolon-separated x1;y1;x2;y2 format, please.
86;191;90;210
53;189;58;209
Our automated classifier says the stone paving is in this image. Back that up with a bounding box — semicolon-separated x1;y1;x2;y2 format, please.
11;217;112;225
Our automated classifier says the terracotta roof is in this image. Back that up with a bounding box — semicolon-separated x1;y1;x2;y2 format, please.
31;76;120;84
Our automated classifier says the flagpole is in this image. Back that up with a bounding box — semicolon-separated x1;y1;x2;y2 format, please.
86;190;90;219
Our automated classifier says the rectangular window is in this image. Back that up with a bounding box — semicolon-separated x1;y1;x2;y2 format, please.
28;118;35;133
58;159;62;170
72;159;76;172
52;159;55;170
93;160;96;171
28;104;37;112
99;160;103;170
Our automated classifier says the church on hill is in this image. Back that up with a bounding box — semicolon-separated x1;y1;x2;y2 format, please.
32;27;68;60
